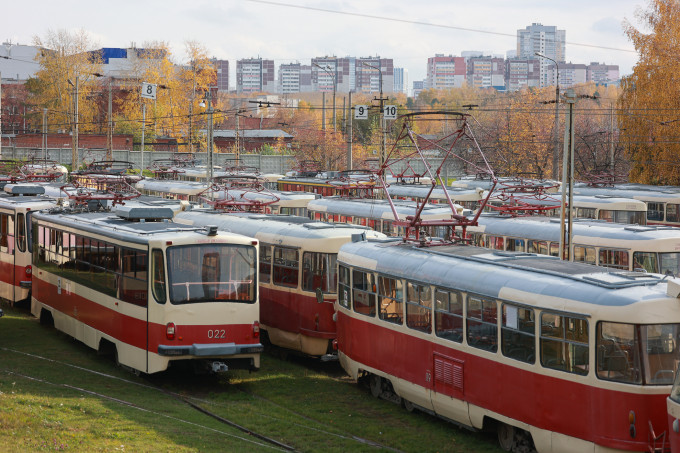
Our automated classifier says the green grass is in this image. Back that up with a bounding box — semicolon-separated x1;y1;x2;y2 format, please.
0;305;504;452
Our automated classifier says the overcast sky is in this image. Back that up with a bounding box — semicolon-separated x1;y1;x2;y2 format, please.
4;0;645;87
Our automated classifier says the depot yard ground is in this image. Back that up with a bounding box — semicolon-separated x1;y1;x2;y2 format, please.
0;305;503;453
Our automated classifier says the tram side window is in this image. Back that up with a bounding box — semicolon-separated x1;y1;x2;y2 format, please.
435;288;462;343
0;213;15;255
528;240;548;256
548;242;560;257
577;207;597;219
302;252;338;294
16;213;25;253
121;248;148;306
469;233;484;247
573;245;596;265
466;296;497;352
352;269;376;317
660;253;680;276
505;238;525;252
338;264;351;309
487;236;504;250
668;204;680;223
151;249;166;304
599;248;629;270
501;304;535;363
378;275;403;324
596;322;641;384
406;282;431;334
381;221;393;236
647;202;664;222
273;246;299;288
540;312;589;375
633;252;657;273
259;244;272;284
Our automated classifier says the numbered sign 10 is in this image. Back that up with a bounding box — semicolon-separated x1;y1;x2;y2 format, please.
383;105;397;120
354;105;368;120
141;82;157;100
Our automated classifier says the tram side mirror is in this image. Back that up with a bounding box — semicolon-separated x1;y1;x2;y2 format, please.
315;287;323;304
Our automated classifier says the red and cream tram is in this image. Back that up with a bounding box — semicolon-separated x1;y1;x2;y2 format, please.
174;209;385;358
0;184;56;305
337;237;680;452
465;214;680;274
30;205;262;374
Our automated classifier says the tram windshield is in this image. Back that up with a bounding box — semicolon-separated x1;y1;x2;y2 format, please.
167;244;257;304
597;322;680;385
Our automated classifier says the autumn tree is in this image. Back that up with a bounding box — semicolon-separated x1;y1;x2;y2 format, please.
620;0;680;184
28;29;103;136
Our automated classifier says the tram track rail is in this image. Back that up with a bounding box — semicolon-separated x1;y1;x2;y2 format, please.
0;346;404;452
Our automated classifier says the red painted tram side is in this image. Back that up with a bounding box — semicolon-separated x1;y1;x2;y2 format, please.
337;238;680;452
0;185;56;305
30;207;263;374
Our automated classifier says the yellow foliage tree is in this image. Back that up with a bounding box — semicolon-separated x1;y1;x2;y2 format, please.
620;0;680;184
29;29;103;136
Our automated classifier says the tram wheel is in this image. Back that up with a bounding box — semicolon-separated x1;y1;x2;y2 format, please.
369;374;382;398
497;423;516;452
403;399;415;413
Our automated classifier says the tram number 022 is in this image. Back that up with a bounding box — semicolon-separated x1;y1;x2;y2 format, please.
207;329;226;339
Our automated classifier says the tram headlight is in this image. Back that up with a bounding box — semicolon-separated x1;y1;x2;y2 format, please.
25;265;32;276
166;322;176;340
629;410;636;438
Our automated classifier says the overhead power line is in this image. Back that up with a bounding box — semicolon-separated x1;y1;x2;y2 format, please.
244;0;637;54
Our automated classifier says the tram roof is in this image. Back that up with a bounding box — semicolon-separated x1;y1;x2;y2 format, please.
32;210;211;245
175;209;385;242
339;239;674;308
474;214;680;242
308;197;456;218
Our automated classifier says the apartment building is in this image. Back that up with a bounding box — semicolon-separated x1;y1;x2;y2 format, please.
236;58;276;94
426;55;466;90
505;58;541;91
587;63;620;85
517;23;566;88
466;56;506;90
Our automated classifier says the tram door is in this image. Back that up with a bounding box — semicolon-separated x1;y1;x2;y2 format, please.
0;212;16;302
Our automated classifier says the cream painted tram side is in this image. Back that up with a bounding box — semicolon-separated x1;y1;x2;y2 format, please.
30;206;262;374
175;209;385;358
466;215;680;275
337;238;680;452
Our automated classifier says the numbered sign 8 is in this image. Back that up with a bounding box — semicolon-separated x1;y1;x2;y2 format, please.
354;105;368;120
141;82;157;100
383;105;397;120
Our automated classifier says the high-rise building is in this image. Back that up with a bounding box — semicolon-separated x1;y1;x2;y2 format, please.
412;80;425;98
212;59;229;92
236;58;276;94
517;23;566;88
426;55;466;90
393;67;407;94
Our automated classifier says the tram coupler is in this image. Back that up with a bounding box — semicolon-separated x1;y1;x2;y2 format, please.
320;353;338;362
210;361;229;373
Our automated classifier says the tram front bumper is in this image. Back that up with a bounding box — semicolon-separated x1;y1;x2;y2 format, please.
157;343;264;357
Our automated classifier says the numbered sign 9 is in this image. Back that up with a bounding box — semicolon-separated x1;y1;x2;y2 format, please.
383;105;397;120
141;82;157;100
354;105;368;120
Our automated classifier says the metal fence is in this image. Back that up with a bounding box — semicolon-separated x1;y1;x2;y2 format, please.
3;146;467;179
